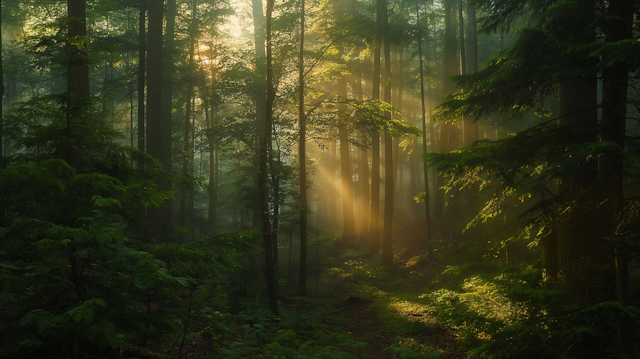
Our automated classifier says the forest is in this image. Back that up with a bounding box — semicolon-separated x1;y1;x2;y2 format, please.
1;0;640;357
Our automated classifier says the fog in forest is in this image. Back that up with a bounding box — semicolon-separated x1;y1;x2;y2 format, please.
1;0;640;358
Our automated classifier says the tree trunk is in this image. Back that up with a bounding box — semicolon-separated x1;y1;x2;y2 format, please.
252;0;267;233
600;0;632;350
146;0;164;243
354;61;369;242
369;0;383;254
381;0;393;266
137;6;145;154
162;0;176;229
1;0;5;165
417;4;433;258
556;76;610;301
437;0;459;217
68;0;89;100
66;0;89;166
180;16;197;233
329;136;337;226
394;46;404;208
298;0;308;296
338;70;356;242
463;4;480;215
262;0;278;315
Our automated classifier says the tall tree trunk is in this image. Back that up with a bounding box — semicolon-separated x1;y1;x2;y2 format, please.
207;43;219;233
437;0;459;217
381;0;394;266
180;14;197;233
261;0;278;315
355;61;369;242
68;0;89;100
66;0;89;166
162;0;176;228
369;0;383;254
417;4;433;258
329;136;337;226
146;0;164;242
463;4;479;215
252;0;267;232
556;77;608;300
601;0;632;350
298;0;308;296
0;0;5;165
137;6;145;154
338;68;356;242
394;46;405;208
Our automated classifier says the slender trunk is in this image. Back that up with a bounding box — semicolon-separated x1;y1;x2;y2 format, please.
338;65;356;242
252;0;267;232
369;0;383;254
464;5;479;215
329;136;337;226
207;44;219;233
437;0;459;217
0;0;4;165
394;46;404;208
138;6;145;154
180;20;196;232
381;0;393;266
298;0;308;295
162;0;176;228
354;61;369;242
417;5;433;257
146;0;164;242
262;0;278;315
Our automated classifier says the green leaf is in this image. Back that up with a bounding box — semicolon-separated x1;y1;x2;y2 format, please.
19;312;35;326
72;313;82;323
117;293;133;306
1;280;11;291
0;290;17;302
18;339;43;347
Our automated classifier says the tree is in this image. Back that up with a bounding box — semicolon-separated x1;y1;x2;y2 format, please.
298;0;308;296
369;0;383;254
146;0;164;243
261;0;278;315
381;0;393;266
429;0;640;303
137;3;146;155
416;3;432;258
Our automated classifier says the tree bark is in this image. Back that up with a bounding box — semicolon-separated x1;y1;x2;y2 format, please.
354;61;369;242
369;0;383;254
262;0;278;315
68;0;89;100
146;0;164;242
1;0;5;164
298;0;308;296
463;4;480;215
417;4;433;258
137;6;146;154
252;0;267;232
338;68;356;243
381;0;393;266
437;0;459;217
162;0;176;228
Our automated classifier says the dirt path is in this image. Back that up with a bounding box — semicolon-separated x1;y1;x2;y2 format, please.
335;295;395;359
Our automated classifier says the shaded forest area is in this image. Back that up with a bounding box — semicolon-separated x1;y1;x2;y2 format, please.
2;0;640;357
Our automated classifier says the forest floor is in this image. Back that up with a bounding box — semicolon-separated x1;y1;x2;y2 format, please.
301;213;461;359
166;214;463;359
